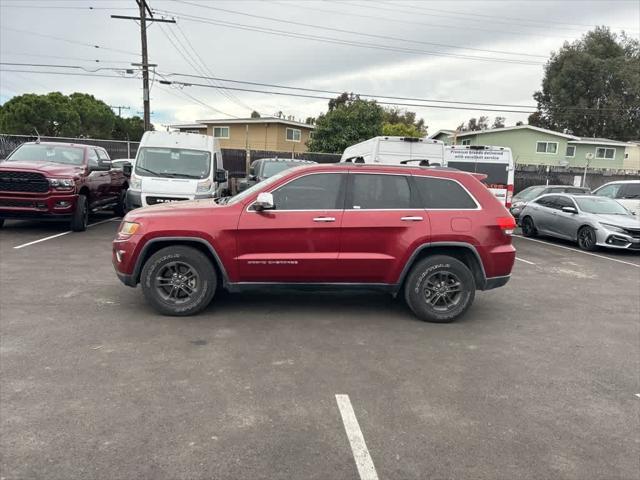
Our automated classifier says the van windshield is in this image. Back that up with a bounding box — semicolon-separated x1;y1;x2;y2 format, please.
135;147;211;179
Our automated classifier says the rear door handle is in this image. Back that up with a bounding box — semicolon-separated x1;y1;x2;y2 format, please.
401;216;423;221
313;216;336;222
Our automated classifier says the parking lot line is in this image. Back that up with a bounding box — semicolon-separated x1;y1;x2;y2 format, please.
516;257;536;265
335;394;379;480
514;235;640;268
12;217;120;250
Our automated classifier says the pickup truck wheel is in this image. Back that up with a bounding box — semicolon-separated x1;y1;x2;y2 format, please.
70;195;89;232
114;189;127;217
404;255;475;323
141;246;217;316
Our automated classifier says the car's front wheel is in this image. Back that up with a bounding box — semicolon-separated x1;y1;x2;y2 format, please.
140;246;217;316
521;216;537;237
404;255;476;323
577;226;598;251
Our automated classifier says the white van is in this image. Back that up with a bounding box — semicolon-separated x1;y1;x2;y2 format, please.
125;131;227;209
444;145;515;208
341;136;445;164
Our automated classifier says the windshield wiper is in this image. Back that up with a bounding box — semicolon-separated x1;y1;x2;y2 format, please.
135;166;160;176
164;173;201;179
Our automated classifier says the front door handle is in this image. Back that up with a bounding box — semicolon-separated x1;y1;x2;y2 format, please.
401;216;423;221
313;216;336;222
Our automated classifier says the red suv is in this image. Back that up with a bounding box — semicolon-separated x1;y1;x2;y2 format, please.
113;164;516;323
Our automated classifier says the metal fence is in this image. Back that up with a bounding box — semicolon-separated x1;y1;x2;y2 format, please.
514;164;640;192
0;134;139;160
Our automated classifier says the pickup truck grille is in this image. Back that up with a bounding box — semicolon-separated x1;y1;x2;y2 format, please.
0;171;49;193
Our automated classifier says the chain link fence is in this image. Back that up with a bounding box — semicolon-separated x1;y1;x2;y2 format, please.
0;134;139;160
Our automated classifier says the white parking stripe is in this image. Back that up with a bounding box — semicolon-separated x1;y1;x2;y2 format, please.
12;217;120;250
335;394;379;480
516;257;536;265
514;235;640;268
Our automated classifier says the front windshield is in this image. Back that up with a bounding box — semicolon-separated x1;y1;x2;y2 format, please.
262;161;306;178
226;171;289;206
575;197;630;215
5;144;84;165
514;186;546;202
135;147;211;179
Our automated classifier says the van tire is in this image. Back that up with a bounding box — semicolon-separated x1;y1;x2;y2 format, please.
141;246;217;316
404;255;475;323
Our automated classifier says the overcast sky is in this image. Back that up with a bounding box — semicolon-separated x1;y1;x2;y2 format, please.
1;0;639;134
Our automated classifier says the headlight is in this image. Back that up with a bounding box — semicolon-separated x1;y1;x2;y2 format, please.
48;178;75;190
196;179;212;193
129;173;142;191
118;221;140;238
600;223;625;233
511;201;526;208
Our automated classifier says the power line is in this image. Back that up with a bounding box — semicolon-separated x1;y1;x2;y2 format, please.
0;62;133;73
155;11;545;66
0;51;134;65
0;3;137;11
168;0;547;59
0;68;140;80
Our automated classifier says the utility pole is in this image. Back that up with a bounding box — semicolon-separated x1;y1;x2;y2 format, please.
111;1;174;131
109;105;131;117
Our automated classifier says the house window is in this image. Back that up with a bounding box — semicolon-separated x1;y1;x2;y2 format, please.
461;139;471;146
595;147;615;159
536;141;558;154
286;128;301;142
213;127;230;139
565;145;576;157
184;129;201;134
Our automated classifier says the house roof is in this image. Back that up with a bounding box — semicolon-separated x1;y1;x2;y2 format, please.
427;129;455;139
168;123;207;129
453;124;579;139
568;137;629;147
194;117;315;129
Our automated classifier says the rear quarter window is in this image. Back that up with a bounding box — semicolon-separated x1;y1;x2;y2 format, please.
413;176;478;209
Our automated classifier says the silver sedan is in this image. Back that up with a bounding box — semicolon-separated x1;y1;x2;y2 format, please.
519;194;640;251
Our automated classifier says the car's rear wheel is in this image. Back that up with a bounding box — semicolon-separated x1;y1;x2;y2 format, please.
114;188;127;217
70;194;88;232
577;226;598;251
521;216;537;237
404;255;475;323
140;246;217;316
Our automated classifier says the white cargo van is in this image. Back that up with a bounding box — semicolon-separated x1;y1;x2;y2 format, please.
444;145;515;208
125;131;228;209
341;136;445;164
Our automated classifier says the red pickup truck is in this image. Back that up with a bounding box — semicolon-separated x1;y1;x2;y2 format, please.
113;163;516;323
0;142;128;231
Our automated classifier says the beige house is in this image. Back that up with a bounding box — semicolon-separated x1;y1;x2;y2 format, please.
624;142;640;170
169;117;315;153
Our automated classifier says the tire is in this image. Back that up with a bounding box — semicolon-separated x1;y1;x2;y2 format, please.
70;195;89;232
140;246;217;316
114;188;127;217
404;255;476;323
577;226;598;251
521;216;537;237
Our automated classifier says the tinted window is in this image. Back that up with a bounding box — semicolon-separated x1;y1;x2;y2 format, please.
555;197;575;209
446;161;509;184
272;173;344;210
566;188;589;194
351;174;411;209
514;186;546;202
619;183;640;199
534;196;556;208
547;187;565;193
413;176;477;209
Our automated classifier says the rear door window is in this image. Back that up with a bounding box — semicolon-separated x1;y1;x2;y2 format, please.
619;183;640;199
350;174;412;209
413;176;478;209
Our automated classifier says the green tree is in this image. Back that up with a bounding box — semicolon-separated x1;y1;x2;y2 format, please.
529;27;640;141
382;107;426;135
307;94;385;153
382;122;424;137
112;115;147;141
0;92;81;136
68;93;115;138
492;116;506;129
250;110;261;118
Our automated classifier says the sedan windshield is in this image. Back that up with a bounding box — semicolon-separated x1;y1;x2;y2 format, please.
575;197;630;215
514;186;546;202
262;161;307;178
135;147;211;179
5;144;84;165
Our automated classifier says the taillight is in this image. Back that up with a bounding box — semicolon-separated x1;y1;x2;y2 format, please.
505;184;514;208
497;216;516;235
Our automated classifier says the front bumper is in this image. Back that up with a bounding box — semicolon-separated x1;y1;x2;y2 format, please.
126;190;214;210
597;227;640;250
0;192;77;219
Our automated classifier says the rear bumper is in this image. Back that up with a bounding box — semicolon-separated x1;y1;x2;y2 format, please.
0;192;77;219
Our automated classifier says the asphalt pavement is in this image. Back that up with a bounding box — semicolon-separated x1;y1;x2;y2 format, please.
1;218;638;480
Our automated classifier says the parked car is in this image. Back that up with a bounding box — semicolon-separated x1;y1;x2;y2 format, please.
0;141;128;231
126;131;228;210
237;158;316;192
113;163;516;322
511;185;591;220
592;180;640;216
519;194;640;251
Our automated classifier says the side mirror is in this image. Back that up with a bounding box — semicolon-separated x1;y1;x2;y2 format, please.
215;169;227;183
562;206;577;214
253;192;274;211
122;163;132;177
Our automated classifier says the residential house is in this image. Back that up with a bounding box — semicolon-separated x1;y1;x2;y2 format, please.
624;142;640;170
428;129;454;145
428;125;632;170
169;117;315;153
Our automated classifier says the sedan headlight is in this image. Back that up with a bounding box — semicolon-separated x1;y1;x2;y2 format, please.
511;201;526;208
48;178;75;190
600;223;626;234
196;179;212;193
129;173;142;191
